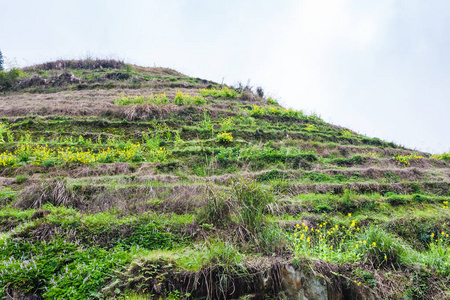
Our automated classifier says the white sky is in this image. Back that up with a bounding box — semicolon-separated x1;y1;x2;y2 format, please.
1;0;449;153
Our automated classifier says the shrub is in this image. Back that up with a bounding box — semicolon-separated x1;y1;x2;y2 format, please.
0;68;21;91
256;86;264;98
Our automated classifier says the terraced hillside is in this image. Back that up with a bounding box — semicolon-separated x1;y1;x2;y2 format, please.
1;59;450;299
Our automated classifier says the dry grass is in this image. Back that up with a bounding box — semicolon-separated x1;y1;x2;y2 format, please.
123;102;180;120
22;59;125;71
0;88;202;117
287;181;450;196
322;167;426;181
129;64;187;77
286;140;424;158
0;89;119;117
14;179;78;209
64;183;205;214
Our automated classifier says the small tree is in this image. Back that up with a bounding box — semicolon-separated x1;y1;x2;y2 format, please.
0;50;3;71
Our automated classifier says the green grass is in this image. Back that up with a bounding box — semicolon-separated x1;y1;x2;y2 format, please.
114;93;169;105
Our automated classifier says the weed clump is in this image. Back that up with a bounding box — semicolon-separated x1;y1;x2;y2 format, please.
217;131;233;143
394;153;424;167
114;93;168;105
231;177;275;234
198;185;232;227
357;225;407;267
174;90;206;105
199;86;240;98
249;105;304;119
15;179;77;209
430;152;450;161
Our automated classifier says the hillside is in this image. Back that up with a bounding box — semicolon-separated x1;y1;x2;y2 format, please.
1;59;450;300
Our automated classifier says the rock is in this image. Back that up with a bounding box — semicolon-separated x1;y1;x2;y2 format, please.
16;74;48;88
281;265;331;300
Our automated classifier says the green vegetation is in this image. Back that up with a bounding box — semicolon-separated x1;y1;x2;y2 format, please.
114;93;169;105
0;50;3;71
0;59;449;299
0;126;172;166
199;86;239;98
173;90;206;105
0;68;21;91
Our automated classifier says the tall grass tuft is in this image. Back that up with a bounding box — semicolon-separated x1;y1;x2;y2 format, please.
357;225;408;267
198;185;232;227
231;177;275;234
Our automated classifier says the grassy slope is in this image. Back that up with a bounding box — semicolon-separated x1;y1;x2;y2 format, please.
0;60;450;299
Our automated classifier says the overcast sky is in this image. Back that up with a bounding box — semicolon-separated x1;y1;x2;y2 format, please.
1;0;449;153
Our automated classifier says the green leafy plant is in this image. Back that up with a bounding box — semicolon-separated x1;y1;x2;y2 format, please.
200;110;213;131
341;130;353;138
248;105;306;119
219;117;235;132
0;122;8;143
430;152;450;161
394;153;424;167
217;131;233;143
114;93;168;105
267;97;278;105
357;225;407;267
199;87;239;98
174;90;205;105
